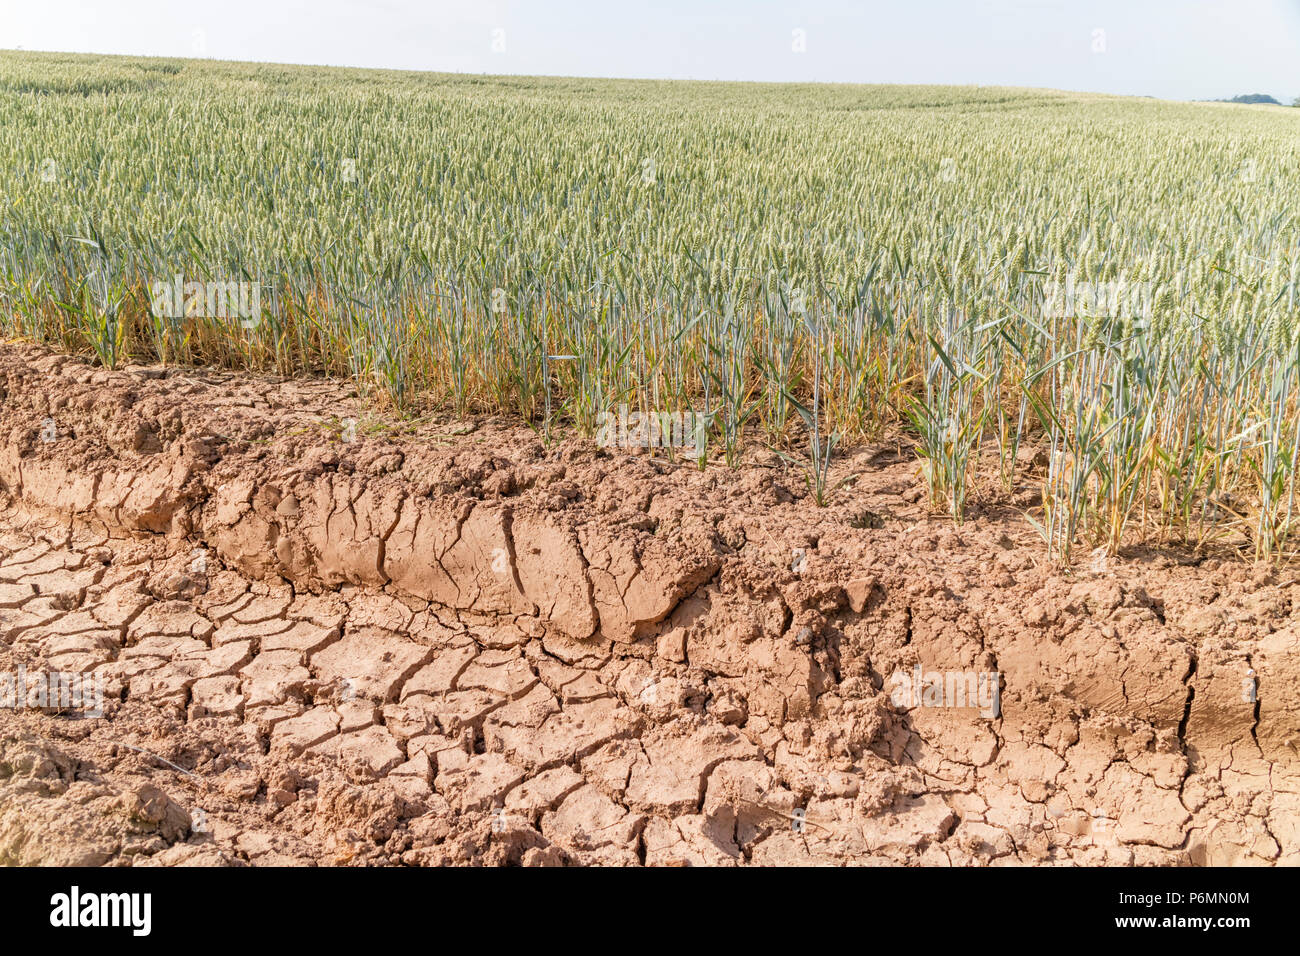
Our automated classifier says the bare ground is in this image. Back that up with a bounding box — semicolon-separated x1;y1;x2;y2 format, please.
0;343;1295;866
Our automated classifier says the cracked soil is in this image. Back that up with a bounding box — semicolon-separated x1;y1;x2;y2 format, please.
1;344;1296;866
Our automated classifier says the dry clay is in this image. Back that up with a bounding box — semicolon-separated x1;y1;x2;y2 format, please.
0;344;1294;866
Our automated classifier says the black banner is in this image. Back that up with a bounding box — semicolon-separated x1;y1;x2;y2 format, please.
0;865;1271;944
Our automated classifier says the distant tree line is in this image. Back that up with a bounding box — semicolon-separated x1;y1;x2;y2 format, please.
1218;93;1282;105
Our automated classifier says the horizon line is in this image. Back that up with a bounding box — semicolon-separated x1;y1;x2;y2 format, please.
2;45;1294;107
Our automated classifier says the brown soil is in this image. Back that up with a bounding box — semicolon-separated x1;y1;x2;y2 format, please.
0;342;1295;866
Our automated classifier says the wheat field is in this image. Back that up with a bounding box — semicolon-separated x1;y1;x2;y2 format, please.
3;50;1299;560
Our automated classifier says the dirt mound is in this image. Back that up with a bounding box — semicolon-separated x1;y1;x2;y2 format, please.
0;343;1295;865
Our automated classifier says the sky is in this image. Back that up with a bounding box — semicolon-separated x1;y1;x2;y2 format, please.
2;0;1298;102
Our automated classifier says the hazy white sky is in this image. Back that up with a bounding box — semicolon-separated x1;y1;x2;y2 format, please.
2;0;1298;101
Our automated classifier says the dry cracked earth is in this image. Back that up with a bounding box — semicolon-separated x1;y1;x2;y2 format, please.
0;343;1297;867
